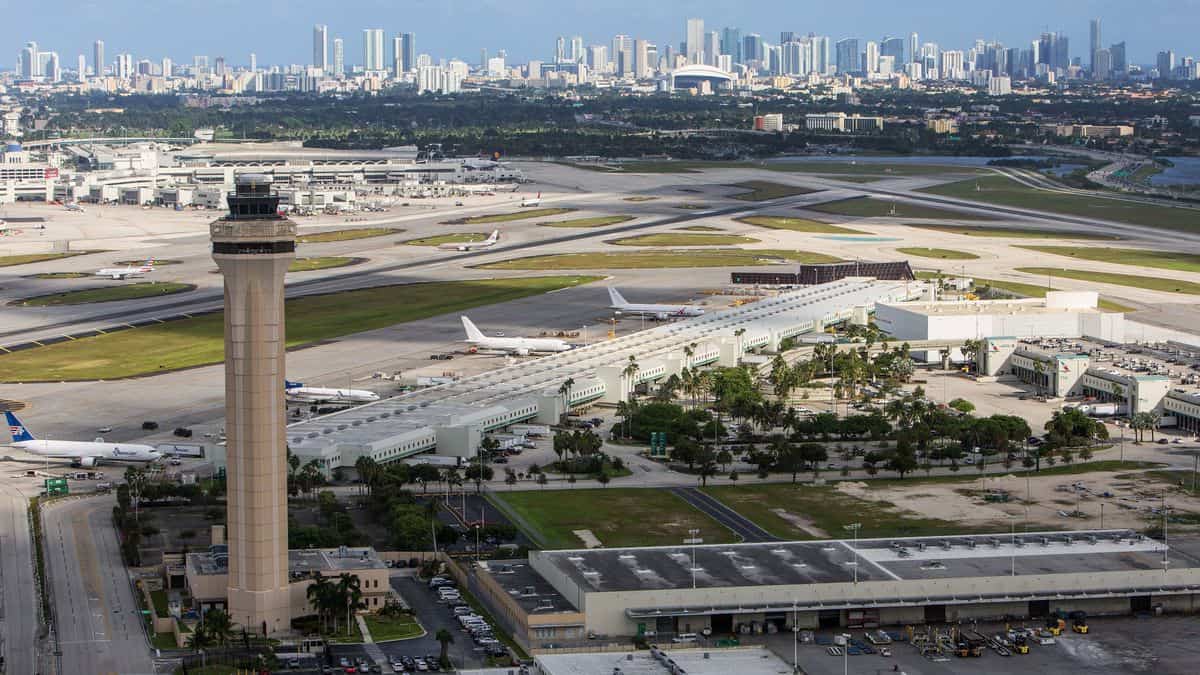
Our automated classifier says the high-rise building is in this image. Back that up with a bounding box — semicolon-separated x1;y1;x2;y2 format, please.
332;38;344;76
587;45;607;71
1093;48;1113;80
940;50;964;80
19;42;38;79
76;54;85;80
881;38;905;67
742;34;764;65
835;38;860;74
703;32;720;67
400;33;416;73
93;40;105;77
363;28;384;71
570;36;584;64
555;36;565;64
612;35;632;75
44;52;60;82
249;53;257;72
1038;32;1070;71
1109;42;1127;78
634;39;650;78
1089;18;1101;76
720;27;742;64
865;41;880;74
811;35;830;74
392;36;403;78
210;174;296;637
313;24;328;72
1157;50;1176;79
909;32;919;64
214;56;226;77
161;57;172;78
686;17;704;64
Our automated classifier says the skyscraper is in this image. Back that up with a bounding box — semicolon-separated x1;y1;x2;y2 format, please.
570;36;584;64
249;52;257;72
881;38;905;66
332;38;344;76
363;28;384;71
720;27;742;64
392;36;403;78
93;40;105;77
313;24;328;72
811;36;830;75
742;34;764;65
612;35;632;74
211;174;296;637
835;38;860;74
1109;42;1127;78
1038;32;1069;71
703;32;720;67
686;17;704;64
400;33;416;74
634;39;650;78
909;32;919;65
1157;50;1175;79
555;36;565;64
865;41;880;74
1089;18;1101;76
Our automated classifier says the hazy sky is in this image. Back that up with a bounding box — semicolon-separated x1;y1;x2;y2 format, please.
4;0;1196;68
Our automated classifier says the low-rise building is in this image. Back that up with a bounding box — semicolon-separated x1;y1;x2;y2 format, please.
876;292;1124;344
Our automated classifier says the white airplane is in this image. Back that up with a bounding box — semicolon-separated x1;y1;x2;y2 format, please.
95;258;156;280
607;287;706;320
285;380;381;404
4;411;162;468
519;192;542;207
439;230;500;252
460;316;570;356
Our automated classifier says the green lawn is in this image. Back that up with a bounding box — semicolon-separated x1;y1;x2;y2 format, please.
14;282;195;307
495;488;735;548
402;233;488;246
967;276;1135;312
623;196;660;202
704;484;996;540
446;208;574;224
808;196;992;220
620;161;756;173
608;233;760;247
768;162;988;177
676;225;724;232
0;251;94;268
539;215;634;228
1015;246;1200;274
0;276;600;382
476;249;842;271
1015;267;1200;296
364;613;424;642
896;247;980;261
289;257;360;272
728;180;819;201
921;175;1200;233
908;223;1119;240
297;227;403;243
735;216;865;234
29;272;91;279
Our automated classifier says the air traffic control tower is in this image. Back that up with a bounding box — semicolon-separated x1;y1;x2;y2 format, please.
211;174;295;635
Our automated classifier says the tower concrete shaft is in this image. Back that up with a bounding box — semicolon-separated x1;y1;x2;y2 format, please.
211;175;295;636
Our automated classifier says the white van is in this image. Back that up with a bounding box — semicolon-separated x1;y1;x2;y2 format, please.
672;633;698;643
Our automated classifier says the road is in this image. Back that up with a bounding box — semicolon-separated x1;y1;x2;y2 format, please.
42;495;155;675
669;487;779;542
0;481;39;675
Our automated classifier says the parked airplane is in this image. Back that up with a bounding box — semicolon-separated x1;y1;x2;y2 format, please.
519;192;542;207
439;230;500;252
95;258;157;280
608;287;705;320
460;316;570;355
284;381;381;404
4;411;162;467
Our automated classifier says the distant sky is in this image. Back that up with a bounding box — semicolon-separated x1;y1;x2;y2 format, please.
3;0;1196;69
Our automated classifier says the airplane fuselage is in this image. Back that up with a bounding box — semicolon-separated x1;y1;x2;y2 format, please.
9;439;161;465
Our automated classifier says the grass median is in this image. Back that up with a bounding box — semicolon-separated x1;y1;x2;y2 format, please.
288;257;361;272
364;612;424;642
921;175;1200;233
607;233;760;246
0;275;600;382
495;488;735;548
896;247;980;261
909;223;1119;240
1015;246;1200;274
0;251;96;268
297;227;403;243
735;216;865;235
807;196;993;220
13;282;196;307
476;249;842;270
1015;267;1200;296
539;215;634;228
444;208;574;225
402;233;488;246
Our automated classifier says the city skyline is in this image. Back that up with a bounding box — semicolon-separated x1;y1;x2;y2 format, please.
2;1;1195;69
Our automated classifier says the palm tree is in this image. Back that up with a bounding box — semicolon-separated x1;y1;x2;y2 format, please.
337;573;366;636
187;623;212;653
202;608;234;646
355;455;379;497
557;377;575;424
306;575;335;634
622;355;640;401
436;628;455;668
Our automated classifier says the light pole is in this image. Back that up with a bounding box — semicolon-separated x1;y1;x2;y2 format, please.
1010;516;1016;577
844;523;862;584
685;528;702;589
792;599;798;673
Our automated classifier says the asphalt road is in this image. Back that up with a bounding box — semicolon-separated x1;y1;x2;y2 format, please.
0;481;39;675
42;495;154;675
669;487;779;543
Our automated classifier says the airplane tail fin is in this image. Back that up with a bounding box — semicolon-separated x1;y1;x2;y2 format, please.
4;411;34;442
487;230;499;242
607;286;627;307
461;316;486;342
285;380;303;390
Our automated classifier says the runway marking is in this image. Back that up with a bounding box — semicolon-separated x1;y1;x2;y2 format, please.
62;334;77;341
0;345;9;353
29;340;43;346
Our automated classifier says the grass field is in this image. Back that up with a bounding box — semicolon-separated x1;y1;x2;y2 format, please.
676;225;724;232
495;488;735;548
29;272;90;279
607;233;760;247
1015;267;1200;295
13;282;195;307
1015;246;1200;274
736;216;865;234
402;233;488;246
477;249;841;271
0;251;93;268
0;276;599;382
768;162;988;177
896;247;980;261
966;275;1136;312
908;223;1119;240
728;180;819;201
297;227;402;243
288;257;360;272
704;484;995;540
447;208;574;225
623;196;660;202
807;196;993;221
538;215;634;228
921;175;1200;232
824;175;886;184
364;613;424;642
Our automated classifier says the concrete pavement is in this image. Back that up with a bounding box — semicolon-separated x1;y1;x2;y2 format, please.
0;481;40;675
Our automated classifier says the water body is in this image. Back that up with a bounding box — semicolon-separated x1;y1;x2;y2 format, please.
817;235;903;242
1150;157;1200;186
